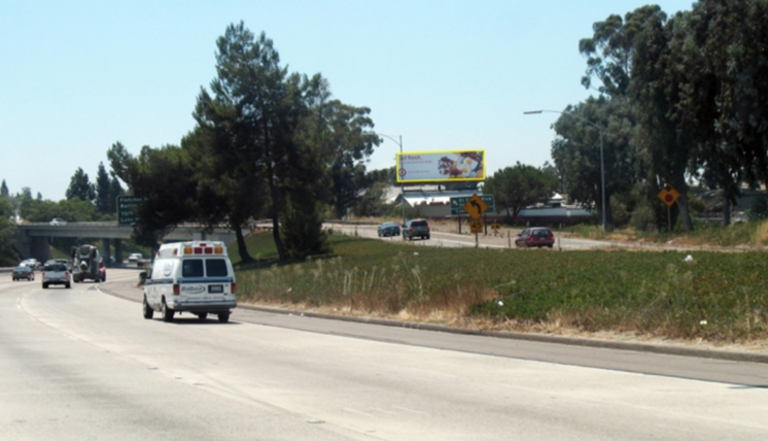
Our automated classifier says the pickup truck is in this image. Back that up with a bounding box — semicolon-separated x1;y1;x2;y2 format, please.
42;263;71;289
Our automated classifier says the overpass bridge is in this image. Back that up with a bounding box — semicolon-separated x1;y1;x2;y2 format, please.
15;222;237;264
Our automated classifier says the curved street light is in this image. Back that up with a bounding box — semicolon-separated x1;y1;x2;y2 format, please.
524;109;606;234
377;133;406;229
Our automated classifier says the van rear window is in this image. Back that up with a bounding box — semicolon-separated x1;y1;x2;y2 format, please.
182;259;204;277
205;259;228;277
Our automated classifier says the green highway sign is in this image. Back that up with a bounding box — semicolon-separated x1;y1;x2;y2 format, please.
117;195;147;225
450;194;495;215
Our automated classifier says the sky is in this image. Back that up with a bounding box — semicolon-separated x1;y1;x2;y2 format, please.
1;0;696;202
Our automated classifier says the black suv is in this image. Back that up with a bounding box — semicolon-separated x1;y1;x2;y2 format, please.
403;218;430;240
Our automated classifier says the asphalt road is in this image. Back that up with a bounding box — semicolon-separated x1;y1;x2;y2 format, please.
330;223;618;250
2;269;768;440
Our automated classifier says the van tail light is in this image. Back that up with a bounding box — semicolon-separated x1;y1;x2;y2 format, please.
173;284;180;295
41;272;46;278
231;283;236;294
65;273;69;279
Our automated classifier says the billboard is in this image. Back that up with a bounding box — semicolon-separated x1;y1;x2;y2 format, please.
396;150;485;183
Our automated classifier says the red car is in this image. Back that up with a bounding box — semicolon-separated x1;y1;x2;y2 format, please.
515;227;555;248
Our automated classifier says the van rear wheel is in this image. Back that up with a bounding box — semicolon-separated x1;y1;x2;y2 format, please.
143;297;154;319
217;312;230;323
161;299;174;322
197;313;208;321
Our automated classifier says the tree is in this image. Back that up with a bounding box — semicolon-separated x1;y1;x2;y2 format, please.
95;162;111;214
551;97;637;229
0;180;8;198
108;142;199;247
19;187;32;201
629;9;697;231
294;76;379;219
108;176;124;213
0;197;18;265
579;5;665;97
482;162;557;219
66;167;95;201
198;23;302;261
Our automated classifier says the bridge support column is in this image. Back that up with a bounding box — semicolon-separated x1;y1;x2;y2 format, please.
114;239;123;264
102;239;111;266
30;237;51;263
13;230;31;260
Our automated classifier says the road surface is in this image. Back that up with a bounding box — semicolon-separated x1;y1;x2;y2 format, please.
2;269;767;440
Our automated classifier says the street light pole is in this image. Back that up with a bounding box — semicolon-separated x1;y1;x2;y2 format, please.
524;109;606;234
378;134;406;228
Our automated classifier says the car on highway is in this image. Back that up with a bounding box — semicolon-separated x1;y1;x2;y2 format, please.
12;266;35;281
128;253;143;263
377;221;401;237
41;263;71;289
49;217;67;225
403;218;430;241
20;258;41;269
515;227;555;248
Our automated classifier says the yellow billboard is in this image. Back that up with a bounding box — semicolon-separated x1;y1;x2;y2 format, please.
396;150;485;183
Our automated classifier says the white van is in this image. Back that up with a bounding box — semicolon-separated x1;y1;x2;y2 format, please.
143;241;236;323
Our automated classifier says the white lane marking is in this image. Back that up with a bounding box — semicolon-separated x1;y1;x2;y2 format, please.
343;407;374;417
392;405;429;415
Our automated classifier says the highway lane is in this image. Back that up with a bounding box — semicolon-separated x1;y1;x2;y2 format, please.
2;270;768;440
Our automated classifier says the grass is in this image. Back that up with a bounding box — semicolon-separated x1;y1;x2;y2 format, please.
233;228;768;344
559;218;768;247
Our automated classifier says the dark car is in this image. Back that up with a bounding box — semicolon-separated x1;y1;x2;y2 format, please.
12;266;35;281
377;221;401;237
515;227;555;248
403;218;430;240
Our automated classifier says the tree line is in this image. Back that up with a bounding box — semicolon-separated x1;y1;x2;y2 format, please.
107;23;383;262
551;0;768;231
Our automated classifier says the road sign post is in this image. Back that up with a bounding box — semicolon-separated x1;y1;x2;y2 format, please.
657;185;680;233
459;194;490;247
450;195;495;216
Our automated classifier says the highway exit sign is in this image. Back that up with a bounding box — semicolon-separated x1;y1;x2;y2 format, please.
117;195;147;225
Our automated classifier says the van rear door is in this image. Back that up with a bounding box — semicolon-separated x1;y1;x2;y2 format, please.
203;258;231;302
179;259;208;305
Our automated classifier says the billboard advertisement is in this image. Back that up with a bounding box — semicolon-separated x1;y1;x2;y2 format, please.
396;150;485;183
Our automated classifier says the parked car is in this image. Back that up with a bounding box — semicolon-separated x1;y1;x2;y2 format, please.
12;266;35;281
515;227;555;248
377;221;401;237
49;217;67;225
403;218;430;240
20;258;41;269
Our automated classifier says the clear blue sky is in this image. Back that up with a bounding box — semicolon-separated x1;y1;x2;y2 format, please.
1;0;694;202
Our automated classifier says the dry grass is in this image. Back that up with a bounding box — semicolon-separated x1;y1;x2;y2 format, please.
234;230;768;347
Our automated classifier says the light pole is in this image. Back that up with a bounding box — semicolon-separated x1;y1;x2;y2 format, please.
378;133;407;228
524;109;606;234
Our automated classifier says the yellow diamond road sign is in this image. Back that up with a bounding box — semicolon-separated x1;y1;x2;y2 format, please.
657;184;680;207
463;194;489;219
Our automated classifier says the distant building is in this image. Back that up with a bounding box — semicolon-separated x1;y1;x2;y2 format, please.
383;185;593;223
